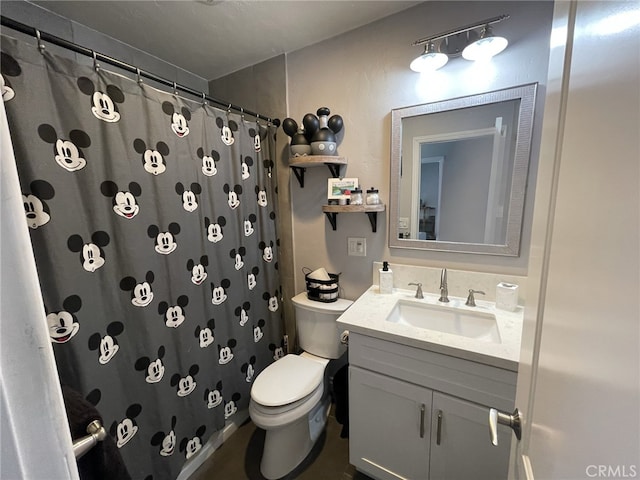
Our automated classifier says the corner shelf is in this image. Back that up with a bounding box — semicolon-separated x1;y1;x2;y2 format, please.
289;156;348;188
322;204;386;232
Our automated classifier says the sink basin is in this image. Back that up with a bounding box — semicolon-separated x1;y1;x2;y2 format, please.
385;300;501;343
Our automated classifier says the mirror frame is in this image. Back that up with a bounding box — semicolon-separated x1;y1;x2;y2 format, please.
389;83;537;256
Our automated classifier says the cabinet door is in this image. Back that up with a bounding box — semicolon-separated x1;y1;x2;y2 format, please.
349;366;432;480
429;392;511;480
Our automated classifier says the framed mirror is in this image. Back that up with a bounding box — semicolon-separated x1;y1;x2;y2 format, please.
389;84;537;256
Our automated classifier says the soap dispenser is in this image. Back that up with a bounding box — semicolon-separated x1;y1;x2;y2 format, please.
379;261;393;294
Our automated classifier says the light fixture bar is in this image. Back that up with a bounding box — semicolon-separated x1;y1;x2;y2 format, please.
411;14;509;46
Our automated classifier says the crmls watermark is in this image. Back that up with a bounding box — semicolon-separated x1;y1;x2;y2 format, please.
586;465;638;478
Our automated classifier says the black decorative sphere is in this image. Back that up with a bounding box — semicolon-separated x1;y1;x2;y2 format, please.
328;115;344;134
302;113;319;141
282;117;298;137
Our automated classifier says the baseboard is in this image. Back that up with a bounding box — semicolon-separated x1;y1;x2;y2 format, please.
177;409;250;480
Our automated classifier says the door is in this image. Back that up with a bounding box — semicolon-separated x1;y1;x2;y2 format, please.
349;366;432;480
509;1;640;478
418;157;443;240
430;392;511;480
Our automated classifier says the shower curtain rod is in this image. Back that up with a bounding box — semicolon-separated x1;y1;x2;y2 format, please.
1;15;280;126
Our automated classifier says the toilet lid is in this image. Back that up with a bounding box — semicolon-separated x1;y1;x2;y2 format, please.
292;292;353;313
251;354;325;407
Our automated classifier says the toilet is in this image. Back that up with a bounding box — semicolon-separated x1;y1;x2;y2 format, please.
249;292;352;479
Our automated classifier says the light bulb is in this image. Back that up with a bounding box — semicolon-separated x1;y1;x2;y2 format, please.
462;26;508;61
410;42;449;72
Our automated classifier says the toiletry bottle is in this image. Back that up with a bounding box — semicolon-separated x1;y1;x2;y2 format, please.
379;261;393;294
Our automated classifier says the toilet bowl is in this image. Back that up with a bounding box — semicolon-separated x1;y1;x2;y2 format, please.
249;293;352;479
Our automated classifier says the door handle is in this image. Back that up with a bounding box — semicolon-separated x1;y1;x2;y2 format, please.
489;408;522;446
419;404;426;438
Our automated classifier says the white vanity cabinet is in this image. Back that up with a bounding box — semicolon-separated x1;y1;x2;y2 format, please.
350;366;432;479
429;392;511;479
348;332;517;480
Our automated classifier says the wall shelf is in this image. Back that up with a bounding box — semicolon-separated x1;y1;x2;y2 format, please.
289;156;347;188
322;204;385;232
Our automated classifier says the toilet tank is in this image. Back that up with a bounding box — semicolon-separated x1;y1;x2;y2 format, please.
291;292;353;359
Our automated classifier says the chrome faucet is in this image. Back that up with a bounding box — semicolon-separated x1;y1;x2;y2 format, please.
438;268;449;302
465;289;485;307
408;282;424;299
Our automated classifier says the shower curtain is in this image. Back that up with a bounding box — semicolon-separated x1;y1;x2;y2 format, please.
2;35;284;479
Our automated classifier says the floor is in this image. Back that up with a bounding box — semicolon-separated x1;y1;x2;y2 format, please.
190;406;373;480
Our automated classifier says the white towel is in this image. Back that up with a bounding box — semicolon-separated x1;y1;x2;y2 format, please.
307;267;331;281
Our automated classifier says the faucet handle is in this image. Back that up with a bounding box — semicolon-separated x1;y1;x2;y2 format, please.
408;282;424;299
465;289;486;307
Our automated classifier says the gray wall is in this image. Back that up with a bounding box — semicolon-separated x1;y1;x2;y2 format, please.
284;1;553;300
208;1;553;313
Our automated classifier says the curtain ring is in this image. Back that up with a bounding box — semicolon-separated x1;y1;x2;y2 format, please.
35;29;45;53
92;51;100;72
201;92;207;107
227;103;232;114
173;81;178;95
136;67;143;85
240;107;246;122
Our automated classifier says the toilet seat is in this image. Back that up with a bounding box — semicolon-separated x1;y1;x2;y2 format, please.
249;364;326;430
250;382;323;418
251;354;325;407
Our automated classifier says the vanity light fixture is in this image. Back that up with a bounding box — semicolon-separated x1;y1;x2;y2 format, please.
410;14;509;72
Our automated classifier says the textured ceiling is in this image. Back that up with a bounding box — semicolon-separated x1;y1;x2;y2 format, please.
31;0;420;80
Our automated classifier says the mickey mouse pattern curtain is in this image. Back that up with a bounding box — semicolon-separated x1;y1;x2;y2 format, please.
2;35;284;479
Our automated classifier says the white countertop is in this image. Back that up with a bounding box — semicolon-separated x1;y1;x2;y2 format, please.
337;286;523;371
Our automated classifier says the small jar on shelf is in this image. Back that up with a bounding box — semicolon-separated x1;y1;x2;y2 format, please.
350;188;363;205
366;187;380;205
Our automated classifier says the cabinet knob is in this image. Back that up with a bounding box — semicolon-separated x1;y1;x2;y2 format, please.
489;408;522;446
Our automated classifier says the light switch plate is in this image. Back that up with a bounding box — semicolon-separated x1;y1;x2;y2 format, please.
348;237;366;256
399;217;409;229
